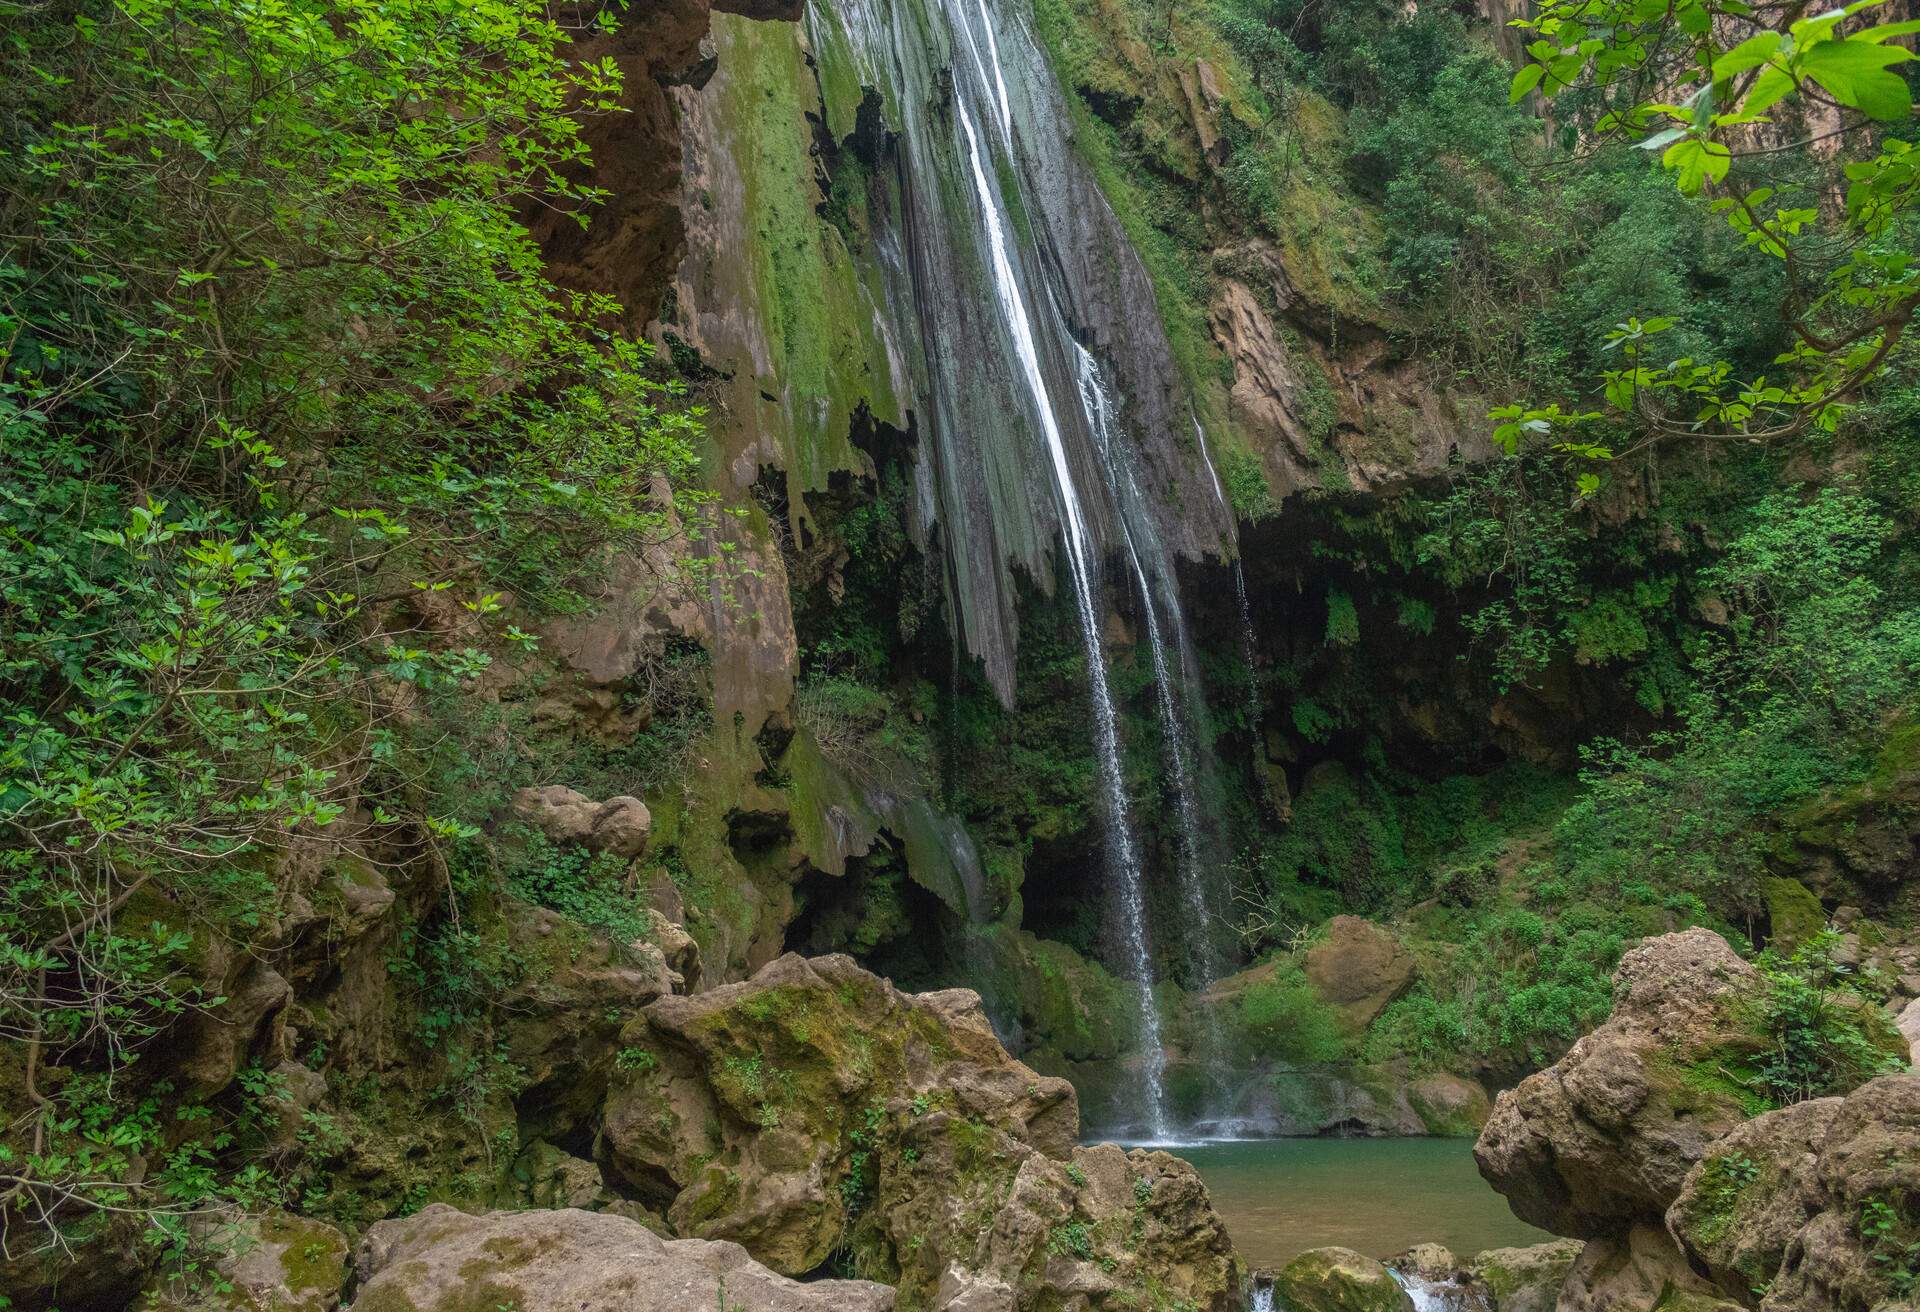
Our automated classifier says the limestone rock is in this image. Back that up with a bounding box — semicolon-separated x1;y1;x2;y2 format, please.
647;905;702;992
498;899;672;1146
599;952;1241;1309
348;1204;893;1312
1898;996;1920;1065
1273;1247;1415;1312
1474;929;1762;1237
1469;1240;1583;1312
1390;1243;1464;1282
1556;1223;1723;1312
142;1211;349;1312
511;784;652;860
1667;1074;1920;1312
511;1139;613;1211
1304;916;1417;1030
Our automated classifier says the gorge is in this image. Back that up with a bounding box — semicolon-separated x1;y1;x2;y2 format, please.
4;0;1920;1309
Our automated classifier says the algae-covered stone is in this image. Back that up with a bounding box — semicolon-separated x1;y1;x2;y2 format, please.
1273;1247;1414;1312
1760;876;1824;953
1468;1239;1582;1312
350;1204;892;1312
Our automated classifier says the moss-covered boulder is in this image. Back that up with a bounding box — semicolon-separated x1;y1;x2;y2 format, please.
1468;1239;1583;1312
1304;917;1417;1031
1760;876;1825;954
139;1211;349;1312
350;1204;892;1312
1272;1247;1414;1312
599;952;1242;1309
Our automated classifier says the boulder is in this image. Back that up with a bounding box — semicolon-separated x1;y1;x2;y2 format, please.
599;952;1241;1309
1390;1243;1464;1282
1305;917;1417;1030
141;1211;349;1312
1474;929;1762;1237
348;1204;892;1312
1667;1074;1920;1312
1408;1072;1493;1136
1273;1247;1415;1312
1469;1240;1583;1312
1898;996;1920;1066
511;784;651;860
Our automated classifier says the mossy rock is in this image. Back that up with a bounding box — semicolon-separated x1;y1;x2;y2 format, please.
1274;1246;1414;1312
1760;876;1824;953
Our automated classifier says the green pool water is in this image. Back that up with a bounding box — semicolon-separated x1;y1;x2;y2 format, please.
1175;1138;1551;1270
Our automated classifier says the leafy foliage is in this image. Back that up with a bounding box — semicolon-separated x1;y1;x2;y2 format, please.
1503;0;1920;455
0;0;703;1256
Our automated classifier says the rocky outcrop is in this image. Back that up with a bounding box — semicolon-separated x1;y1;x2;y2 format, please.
348;1204;893;1312
1667;1075;1920;1312
599;952;1242;1309
1555;1223;1723;1312
1305;916;1417;1031
1273;1247;1415;1312
1475;929;1762;1237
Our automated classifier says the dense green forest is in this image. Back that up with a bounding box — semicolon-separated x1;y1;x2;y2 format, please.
3;0;1920;1309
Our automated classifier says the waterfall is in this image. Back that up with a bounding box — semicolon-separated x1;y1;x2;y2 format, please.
1078;348;1224;995
805;0;1243;1136
951;72;1171;1141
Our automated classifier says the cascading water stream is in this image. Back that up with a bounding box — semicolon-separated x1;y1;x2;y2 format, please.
1076;346;1221;990
951;73;1171;1139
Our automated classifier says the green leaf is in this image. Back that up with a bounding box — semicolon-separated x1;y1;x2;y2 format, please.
1800;39;1915;120
1713;32;1782;79
1510;63;1546;102
1743;64;1799;115
1663;136;1733;193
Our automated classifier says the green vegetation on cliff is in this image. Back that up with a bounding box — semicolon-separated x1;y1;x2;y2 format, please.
0;0;703;1274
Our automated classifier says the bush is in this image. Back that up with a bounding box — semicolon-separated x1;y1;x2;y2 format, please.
1741;932;1908;1106
1234;969;1347;1066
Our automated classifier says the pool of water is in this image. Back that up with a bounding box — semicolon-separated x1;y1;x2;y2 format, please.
1173;1138;1550;1270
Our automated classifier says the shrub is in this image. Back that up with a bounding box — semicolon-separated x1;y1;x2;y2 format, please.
1234;969;1347;1066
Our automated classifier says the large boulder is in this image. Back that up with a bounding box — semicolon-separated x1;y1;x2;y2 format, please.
1474;929;1762;1238
599;953;1242;1309
1304;917;1417;1030
1555;1223;1723;1312
1272;1247;1415;1312
348;1204;892;1312
1667;1074;1920;1312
